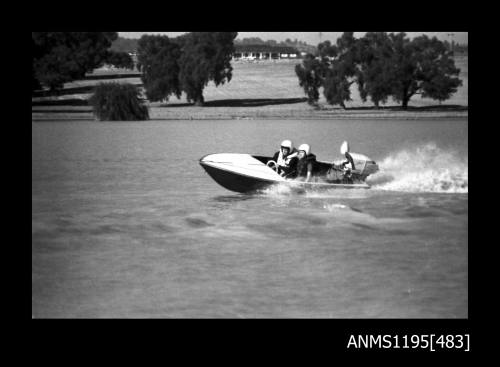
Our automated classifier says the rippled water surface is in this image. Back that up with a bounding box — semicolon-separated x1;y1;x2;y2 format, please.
32;119;468;318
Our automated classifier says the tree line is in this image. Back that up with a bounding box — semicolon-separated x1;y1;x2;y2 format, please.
32;32;238;113
32;32;135;92
109;35;318;55
295;32;463;109
235;37;316;54
32;32;238;120
236;37;307;47
33;32;464;120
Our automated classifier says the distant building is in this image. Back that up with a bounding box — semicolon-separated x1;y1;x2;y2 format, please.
232;44;300;61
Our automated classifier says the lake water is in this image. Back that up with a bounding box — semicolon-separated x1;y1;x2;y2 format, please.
32;119;468;318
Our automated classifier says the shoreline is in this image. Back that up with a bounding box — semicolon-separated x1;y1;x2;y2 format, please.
32;115;469;121
31;104;469;121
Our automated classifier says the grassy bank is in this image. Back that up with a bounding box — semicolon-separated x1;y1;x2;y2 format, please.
32;57;468;121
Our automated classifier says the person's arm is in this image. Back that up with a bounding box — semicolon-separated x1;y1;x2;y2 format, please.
305;162;313;182
283;158;298;179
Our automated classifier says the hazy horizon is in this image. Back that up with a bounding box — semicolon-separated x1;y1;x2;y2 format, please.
118;32;468;45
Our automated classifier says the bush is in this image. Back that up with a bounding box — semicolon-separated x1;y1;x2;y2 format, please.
89;82;149;121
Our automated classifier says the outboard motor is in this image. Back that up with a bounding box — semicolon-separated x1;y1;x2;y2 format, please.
346;152;379;180
336;141;379;181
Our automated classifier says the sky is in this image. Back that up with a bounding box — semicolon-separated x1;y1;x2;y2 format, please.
119;32;468;45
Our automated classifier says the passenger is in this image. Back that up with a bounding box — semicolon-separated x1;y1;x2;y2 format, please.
271;140;298;177
294;143;317;182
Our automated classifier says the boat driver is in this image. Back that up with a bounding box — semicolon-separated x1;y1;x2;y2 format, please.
271;140;298;177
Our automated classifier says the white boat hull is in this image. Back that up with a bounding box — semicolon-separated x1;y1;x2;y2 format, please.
199;153;370;193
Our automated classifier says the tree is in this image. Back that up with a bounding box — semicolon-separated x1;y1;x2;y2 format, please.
323;62;355;109
237;37;265;45
110;37;139;53
32;32;123;91
298;32;463;110
317;40;338;59
355;32;394;107
89;82;149;121
177;32;237;106
295;40;339;106
295;35;357;108
32;37;42;91
295;54;326;105
319;32;463;109
321;33;358;109
136;35;182;102
106;51;134;70
388;33;462;109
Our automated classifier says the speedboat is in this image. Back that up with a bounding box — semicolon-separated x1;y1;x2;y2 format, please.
199;141;379;193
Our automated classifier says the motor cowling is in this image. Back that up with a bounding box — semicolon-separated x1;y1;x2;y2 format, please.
336;141;378;180
347;152;379;179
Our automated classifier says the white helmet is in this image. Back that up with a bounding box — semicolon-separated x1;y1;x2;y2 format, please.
298;143;311;155
281;139;293;151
